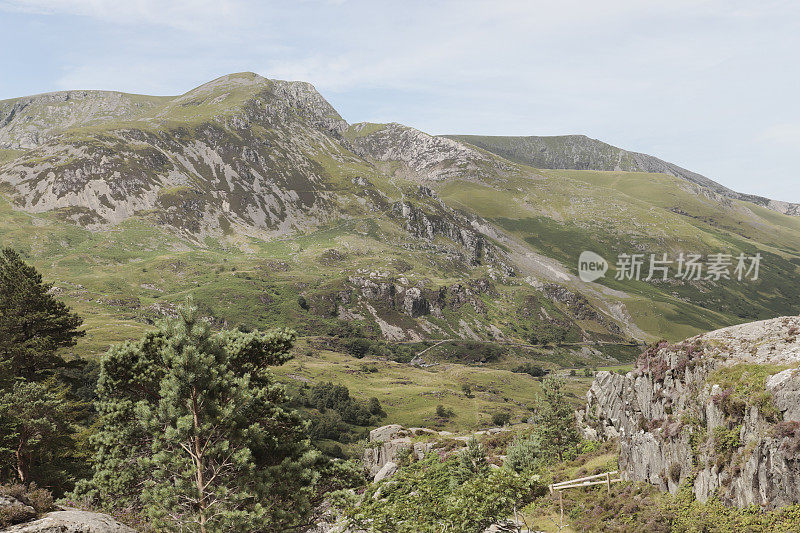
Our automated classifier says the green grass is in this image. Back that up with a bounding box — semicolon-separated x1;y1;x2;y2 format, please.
273;348;546;431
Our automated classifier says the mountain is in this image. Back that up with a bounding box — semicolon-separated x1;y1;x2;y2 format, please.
445;134;800;216
1;72;799;363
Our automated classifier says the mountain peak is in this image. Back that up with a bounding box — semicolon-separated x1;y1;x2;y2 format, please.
178;72;269;97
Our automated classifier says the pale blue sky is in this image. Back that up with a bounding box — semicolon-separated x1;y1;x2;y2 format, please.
1;1;798;201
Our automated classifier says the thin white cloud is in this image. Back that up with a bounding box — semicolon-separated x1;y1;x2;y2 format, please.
0;0;248;32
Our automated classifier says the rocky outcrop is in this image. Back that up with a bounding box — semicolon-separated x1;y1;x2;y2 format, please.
4;510;136;532
362;425;436;482
342;275;495;321
394;201;484;264
579;316;800;507
0;90;165;150
346;122;513;181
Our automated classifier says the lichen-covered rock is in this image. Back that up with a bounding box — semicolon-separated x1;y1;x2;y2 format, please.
578;316;800;507
362;425;439;480
373;461;398;483
4;510;136;532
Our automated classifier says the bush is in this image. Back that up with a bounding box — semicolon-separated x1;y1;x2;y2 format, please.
491;411;511;427
529;323;568;346
504;435;544;473
669;462;682;483
345;338;373;358
436;405;455;419
309;381;384;426
512;363;546;377
0;483;53;528
0;504;36;529
462;383;473;398
310;410;348;441
297;295;309;310
368;397;386;417
713;425;742;467
344;455;547;532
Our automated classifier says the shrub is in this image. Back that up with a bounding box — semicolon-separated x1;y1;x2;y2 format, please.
461;383;473;398
712;387;747;420
345;338;373;358
512;363;546;377
491;411;511;427
368;397;385;416
0;504;36;529
504;435;544;473
344;455;547;532
297;295;309;310
669;462;682;483
0;483;53;528
436;405;455;419
774;421;800;457
309;381;383;426
713;425;742;467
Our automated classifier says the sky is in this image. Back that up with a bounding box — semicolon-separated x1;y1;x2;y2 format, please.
0;0;798;201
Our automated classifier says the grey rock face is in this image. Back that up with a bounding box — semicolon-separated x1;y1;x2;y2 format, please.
579;316;800;507
362;425;437;480
347;122;514;181
4;510;136;533
373;461;398;483
391;200;497;267
0;90;165;150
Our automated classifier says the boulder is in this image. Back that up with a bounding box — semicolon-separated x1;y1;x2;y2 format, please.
363;425;439;479
373;461;398;483
369;424;403;442
4;510;136;532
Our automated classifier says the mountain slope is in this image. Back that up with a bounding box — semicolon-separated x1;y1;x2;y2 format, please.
0;73;362;235
0;73;799;363
445;134;800;216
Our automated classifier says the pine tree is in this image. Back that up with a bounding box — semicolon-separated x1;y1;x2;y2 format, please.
0;378;79;484
534;374;580;462
456;436;488;482
0;248;84;383
76;302;321;532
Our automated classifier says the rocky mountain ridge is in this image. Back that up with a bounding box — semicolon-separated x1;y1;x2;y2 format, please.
447;134;800;216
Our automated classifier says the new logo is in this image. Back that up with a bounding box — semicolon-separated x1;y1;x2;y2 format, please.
578;251;608;282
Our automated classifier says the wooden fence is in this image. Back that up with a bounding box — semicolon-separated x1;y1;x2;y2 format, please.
549;470;624;494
